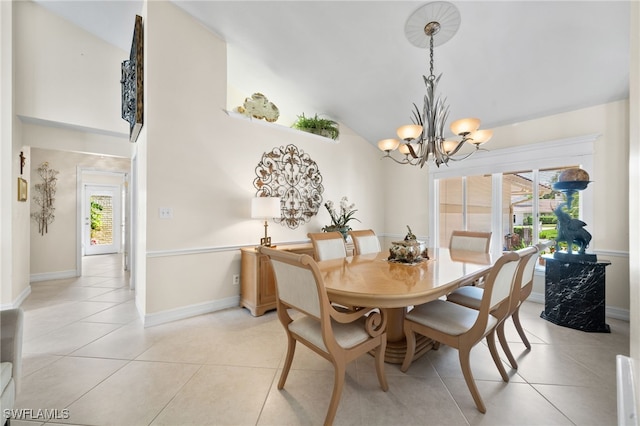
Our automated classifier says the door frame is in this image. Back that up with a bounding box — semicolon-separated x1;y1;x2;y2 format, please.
76;167;129;277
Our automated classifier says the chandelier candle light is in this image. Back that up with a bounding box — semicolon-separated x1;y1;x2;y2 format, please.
251;196;281;247
378;1;493;168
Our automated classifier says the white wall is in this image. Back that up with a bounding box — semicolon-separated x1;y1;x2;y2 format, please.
1;0;31;308
1;0;133;307
13;1;125;133
29;148;130;280
0;0;10;308
141;1;384;318
629;0;639;377
7;1;634;329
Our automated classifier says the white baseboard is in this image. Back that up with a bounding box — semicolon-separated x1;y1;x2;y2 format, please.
30;270;77;282
0;286;32;310
528;292;545;304
606;306;630;321
143;296;240;328
528;291;629;321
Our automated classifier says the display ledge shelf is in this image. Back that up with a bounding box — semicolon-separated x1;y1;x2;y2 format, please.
223;109;339;144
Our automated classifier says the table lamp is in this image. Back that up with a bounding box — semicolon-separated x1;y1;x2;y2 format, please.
251;197;281;247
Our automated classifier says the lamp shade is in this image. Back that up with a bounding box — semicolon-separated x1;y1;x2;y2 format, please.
398;143;412;155
468;129;493;145
450;118;480;136
396;124;423;141
442;140;459;154
251;197;281;219
378;138;400;152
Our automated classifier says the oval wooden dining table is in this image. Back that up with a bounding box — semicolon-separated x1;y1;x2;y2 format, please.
316;248;494;364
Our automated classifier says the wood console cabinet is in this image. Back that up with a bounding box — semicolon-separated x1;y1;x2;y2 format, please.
240;244;315;316
240;242;354;316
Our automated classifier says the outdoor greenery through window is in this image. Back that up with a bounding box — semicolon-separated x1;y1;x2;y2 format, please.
90;195;114;246
505;167;579;254
438;166;580;255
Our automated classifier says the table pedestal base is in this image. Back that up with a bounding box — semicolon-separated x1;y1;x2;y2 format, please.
383;335;434;364
376;307;438;364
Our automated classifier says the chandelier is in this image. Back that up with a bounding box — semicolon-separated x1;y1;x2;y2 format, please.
378;2;493;168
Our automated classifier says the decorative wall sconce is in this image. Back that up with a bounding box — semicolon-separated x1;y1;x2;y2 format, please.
31;162;59;235
253;144;324;229
251;197;281;247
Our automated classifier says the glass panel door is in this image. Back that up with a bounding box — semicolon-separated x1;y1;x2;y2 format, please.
84;185;121;256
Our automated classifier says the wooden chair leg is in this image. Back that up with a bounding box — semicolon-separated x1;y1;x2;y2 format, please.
497;321;518;370
278;335;296;389
459;347;486;414
325;363;346;426
401;326;417;373
512;307;531;349
375;337;389;391
486;329;509;382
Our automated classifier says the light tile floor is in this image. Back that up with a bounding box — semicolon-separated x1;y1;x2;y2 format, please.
11;254;628;425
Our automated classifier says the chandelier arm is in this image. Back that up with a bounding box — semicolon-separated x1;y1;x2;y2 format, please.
407;143;419;159
381;152;420;165
444;140;467;156
442;149;478;162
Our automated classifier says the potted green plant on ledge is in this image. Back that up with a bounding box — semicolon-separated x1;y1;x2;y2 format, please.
292;113;339;140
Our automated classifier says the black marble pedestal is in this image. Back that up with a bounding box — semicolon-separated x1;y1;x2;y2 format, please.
540;256;611;332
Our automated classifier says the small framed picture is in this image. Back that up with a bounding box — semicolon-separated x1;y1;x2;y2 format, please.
17;177;28;202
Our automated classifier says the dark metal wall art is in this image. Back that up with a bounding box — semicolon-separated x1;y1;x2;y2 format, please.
121;15;143;143
253;144;324;229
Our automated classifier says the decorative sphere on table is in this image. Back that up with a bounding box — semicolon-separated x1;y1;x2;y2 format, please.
558;168;590;183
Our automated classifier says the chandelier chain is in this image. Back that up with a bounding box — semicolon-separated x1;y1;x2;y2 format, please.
429;35;435;80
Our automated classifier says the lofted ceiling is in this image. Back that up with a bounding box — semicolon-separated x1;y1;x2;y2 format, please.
33;1;630;147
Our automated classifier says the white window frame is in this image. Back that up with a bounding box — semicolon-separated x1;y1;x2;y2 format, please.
428;134;598;255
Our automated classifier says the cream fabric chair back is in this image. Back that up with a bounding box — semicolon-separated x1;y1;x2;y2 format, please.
349;229;381;255
449;230;492;253
518;247;539;290
258;246;388;425
308;232;347;261
270;259;322;318
488;258;519;310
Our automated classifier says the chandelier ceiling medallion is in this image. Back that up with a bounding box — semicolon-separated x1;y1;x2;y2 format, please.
378;1;493;168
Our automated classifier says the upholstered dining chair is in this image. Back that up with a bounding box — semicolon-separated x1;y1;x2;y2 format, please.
449;230;492;253
348;229;381;255
258;247;388;426
499;243;545;368
308;232;347;261
400;250;521;413
450;230;492;286
446;245;540;371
